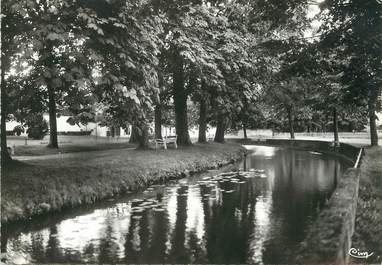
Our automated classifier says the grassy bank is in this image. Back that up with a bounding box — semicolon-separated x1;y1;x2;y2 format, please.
2;142;245;223
352;147;382;263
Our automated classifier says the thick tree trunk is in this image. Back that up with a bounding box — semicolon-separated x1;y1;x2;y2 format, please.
137;124;150;149
129;125;140;143
47;86;58;148
198;99;207;143
243;123;248;139
1;104;11;167
45;41;58;148
214;114;225;143
287;106;295;139
1;70;12;167
368;89;379;146
155;104;162;139
1;17;12;166
172;49;192;146
333;107;339;144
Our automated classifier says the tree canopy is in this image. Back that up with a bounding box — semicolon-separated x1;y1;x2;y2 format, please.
1;0;380;163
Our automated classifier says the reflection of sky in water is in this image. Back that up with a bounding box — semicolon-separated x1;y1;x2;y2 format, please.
244;145;279;157
186;186;205;241
165;188;177;256
166;189;177;229
3;146;350;264
249;195;272;264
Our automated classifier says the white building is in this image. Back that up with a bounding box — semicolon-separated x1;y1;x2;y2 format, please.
6;114;181;138
6;114;131;138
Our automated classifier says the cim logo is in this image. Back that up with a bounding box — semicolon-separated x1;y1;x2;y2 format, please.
348;248;374;259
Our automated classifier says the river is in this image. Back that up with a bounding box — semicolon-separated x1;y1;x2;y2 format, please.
1;145;351;264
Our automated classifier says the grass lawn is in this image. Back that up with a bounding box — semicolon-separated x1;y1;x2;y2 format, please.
352;146;382;263
1;142;245;223
12;141;137;156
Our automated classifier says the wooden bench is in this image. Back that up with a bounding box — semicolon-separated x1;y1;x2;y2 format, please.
155;135;178;149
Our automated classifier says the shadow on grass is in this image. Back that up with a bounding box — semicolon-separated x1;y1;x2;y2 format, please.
2;159;29;170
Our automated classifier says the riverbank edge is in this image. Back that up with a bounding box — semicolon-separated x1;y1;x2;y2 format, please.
294;168;360;265
351;146;382;263
229;138;361;265
1;143;247;224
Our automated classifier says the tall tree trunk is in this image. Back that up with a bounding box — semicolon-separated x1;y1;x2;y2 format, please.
1;7;12;166
47;86;58;148
368;89;379;146
214;114;225;143
333;107;339;144
45;41;58;149
154;104;162;139
198;99;207;143
1;69;12;167
129;125;140;143
243;123;248;139
287;106;295;139
137;124;150;149
172;49;192;146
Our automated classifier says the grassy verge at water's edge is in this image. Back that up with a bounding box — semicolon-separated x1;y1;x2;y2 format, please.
352;146;382;263
1;142;245;223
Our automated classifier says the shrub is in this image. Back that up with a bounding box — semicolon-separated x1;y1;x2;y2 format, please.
13;125;25;136
26;115;49;139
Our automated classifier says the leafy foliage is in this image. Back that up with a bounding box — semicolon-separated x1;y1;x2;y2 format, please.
2;0;377;151
25;114;49;140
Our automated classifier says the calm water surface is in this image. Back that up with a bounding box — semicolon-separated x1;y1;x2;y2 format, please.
2;146;351;264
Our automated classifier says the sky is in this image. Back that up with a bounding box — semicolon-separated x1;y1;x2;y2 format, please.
304;0;325;38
